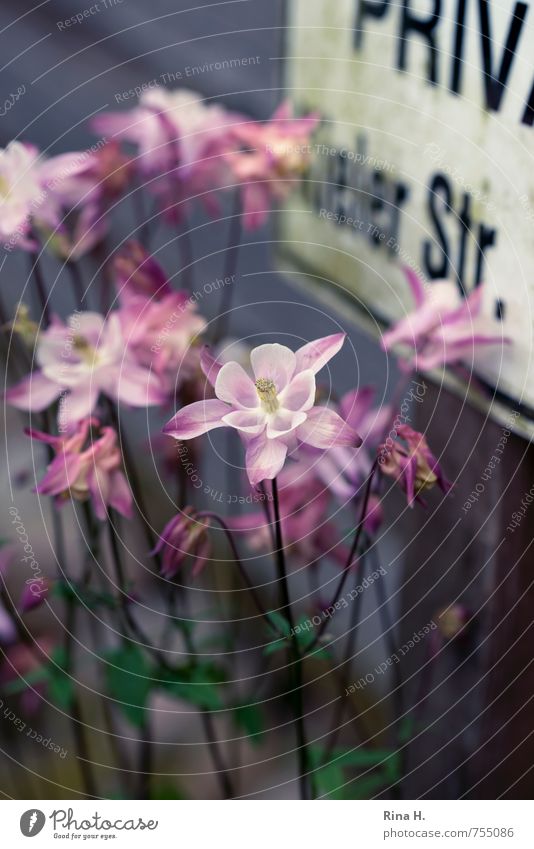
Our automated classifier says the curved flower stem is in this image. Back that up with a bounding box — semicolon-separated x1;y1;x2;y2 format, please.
271;478;310;801
211;189;242;344
196;510;284;636
105;514;171;672
304;461;379;656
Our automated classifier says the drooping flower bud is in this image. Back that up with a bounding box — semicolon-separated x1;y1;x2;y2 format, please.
151;508;211;578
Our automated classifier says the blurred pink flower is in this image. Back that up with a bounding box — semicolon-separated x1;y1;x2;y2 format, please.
164;334;361;486
118;288;206;393
301;387;391;501
113;241;171;303
7;311;164;427
37;141;133;258
0;637;56;715
0;142;43;249
92;88;240;222
227;101;320;230
378;424;451;506
151;508;211;578
27;417;132;520
381;268;510;370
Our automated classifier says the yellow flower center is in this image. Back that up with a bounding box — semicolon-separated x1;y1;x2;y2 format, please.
0;175;10;199
255;377;279;414
73;335;98;365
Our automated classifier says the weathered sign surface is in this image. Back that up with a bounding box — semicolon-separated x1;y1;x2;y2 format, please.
280;0;534;435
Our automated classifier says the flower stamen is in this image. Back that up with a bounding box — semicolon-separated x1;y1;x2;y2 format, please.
73;335;98;365
255;377;279;414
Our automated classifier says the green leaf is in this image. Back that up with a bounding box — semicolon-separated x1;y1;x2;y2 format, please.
47;663;75;710
150;783;187;800
160;663;226;711
314;763;346;799
2;647;75;708
104;643;152;727
346;773;389;800
309;745;402;800
233;703;265;744
265;611;291;637
327;746;396;769
263;637;288;657
54;581;117;611
2;666;49;696
399;715;415;743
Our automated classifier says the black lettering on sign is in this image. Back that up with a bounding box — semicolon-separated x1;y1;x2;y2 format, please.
397;0;442;84
450;0;468;94
353;0;534;125
423;174;497;291
354;0;390;49
424;173;452;279
478;0;529;111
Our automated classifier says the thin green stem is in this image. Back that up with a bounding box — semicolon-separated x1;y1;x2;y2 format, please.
197;510;283;636
271;478;310;801
304;461;379;655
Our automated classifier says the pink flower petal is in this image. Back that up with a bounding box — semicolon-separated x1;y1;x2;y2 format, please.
278;369;316;412
245;435;288;486
0;605;16;643
87;466;110;521
107;470;133;519
6;372;62;411
59;385;99;427
215;362;258;408
200;346;222;388
266;410;307;438
297;406;362;449
294;333;345;376
163;399;229;439
36;453;83;496
222;409;266;435
403;266;426;308
250;343;296;391
339;387;375;429
109;363;164;407
19;580;48;613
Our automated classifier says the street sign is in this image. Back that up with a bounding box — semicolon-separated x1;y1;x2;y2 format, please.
278;0;534;437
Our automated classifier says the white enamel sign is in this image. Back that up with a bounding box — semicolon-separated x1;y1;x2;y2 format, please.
280;0;534;432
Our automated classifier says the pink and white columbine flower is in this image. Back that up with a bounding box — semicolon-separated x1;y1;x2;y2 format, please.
7;311;164;427
381;268;510;370
163;334;362;486
27;417;132;519
227;101;320;230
